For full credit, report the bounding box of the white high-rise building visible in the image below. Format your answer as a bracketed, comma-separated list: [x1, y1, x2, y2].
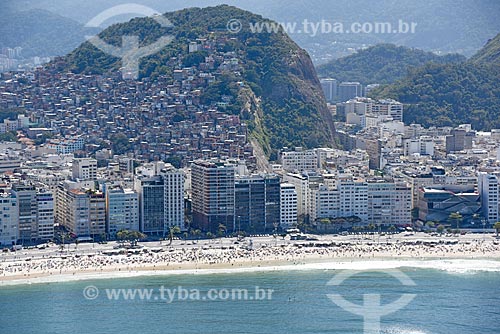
[72, 158, 97, 181]
[309, 183, 339, 222]
[281, 148, 318, 172]
[372, 99, 404, 122]
[478, 172, 499, 224]
[56, 185, 90, 237]
[403, 137, 435, 156]
[336, 175, 368, 221]
[0, 193, 18, 246]
[134, 162, 185, 234]
[344, 97, 373, 116]
[160, 165, 185, 231]
[307, 175, 411, 226]
[56, 181, 105, 237]
[308, 174, 369, 222]
[280, 183, 297, 228]
[367, 182, 412, 226]
[282, 173, 309, 217]
[105, 185, 139, 236]
[36, 190, 54, 241]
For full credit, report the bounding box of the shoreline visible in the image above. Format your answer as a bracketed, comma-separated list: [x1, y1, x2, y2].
[2, 239, 500, 286]
[2, 257, 500, 287]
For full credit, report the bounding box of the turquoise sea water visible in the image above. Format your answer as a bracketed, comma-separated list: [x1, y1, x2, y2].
[1, 264, 499, 334]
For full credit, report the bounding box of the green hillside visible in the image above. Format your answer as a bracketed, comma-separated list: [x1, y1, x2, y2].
[469, 33, 500, 66]
[317, 44, 465, 85]
[0, 9, 89, 57]
[373, 34, 500, 130]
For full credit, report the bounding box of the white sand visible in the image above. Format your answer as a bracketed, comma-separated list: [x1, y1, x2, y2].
[1, 237, 499, 286]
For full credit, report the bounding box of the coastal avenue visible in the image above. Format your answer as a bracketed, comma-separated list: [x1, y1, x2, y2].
[2, 232, 497, 263]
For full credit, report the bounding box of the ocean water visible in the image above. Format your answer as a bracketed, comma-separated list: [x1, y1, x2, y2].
[1, 260, 499, 334]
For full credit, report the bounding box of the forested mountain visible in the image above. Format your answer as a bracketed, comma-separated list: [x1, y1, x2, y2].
[0, 9, 89, 57]
[373, 34, 500, 130]
[469, 33, 500, 66]
[317, 44, 465, 84]
[3, 0, 500, 61]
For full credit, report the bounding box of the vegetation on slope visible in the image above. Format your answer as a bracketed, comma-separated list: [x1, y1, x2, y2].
[372, 34, 500, 130]
[469, 33, 500, 66]
[317, 44, 465, 85]
[0, 9, 89, 57]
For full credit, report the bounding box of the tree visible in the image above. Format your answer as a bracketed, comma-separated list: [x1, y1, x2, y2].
[182, 50, 208, 67]
[448, 212, 463, 230]
[494, 222, 500, 238]
[425, 221, 436, 229]
[437, 225, 445, 235]
[116, 230, 146, 243]
[192, 229, 202, 240]
[373, 61, 500, 131]
[168, 226, 181, 245]
[217, 224, 226, 238]
[110, 133, 133, 155]
[0, 131, 18, 142]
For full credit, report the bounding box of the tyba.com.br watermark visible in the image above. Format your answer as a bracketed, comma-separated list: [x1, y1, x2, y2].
[227, 19, 417, 36]
[83, 285, 274, 303]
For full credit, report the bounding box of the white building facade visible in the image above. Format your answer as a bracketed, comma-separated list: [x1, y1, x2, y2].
[280, 183, 297, 228]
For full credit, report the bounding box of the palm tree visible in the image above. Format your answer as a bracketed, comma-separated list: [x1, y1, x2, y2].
[448, 212, 463, 230]
[184, 213, 193, 231]
[168, 226, 181, 245]
[216, 225, 225, 246]
[217, 224, 226, 237]
[494, 222, 500, 238]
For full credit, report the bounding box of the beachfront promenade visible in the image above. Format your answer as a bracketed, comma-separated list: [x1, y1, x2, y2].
[1, 233, 499, 284]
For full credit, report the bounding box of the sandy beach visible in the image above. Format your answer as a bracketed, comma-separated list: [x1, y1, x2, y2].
[1, 233, 500, 285]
